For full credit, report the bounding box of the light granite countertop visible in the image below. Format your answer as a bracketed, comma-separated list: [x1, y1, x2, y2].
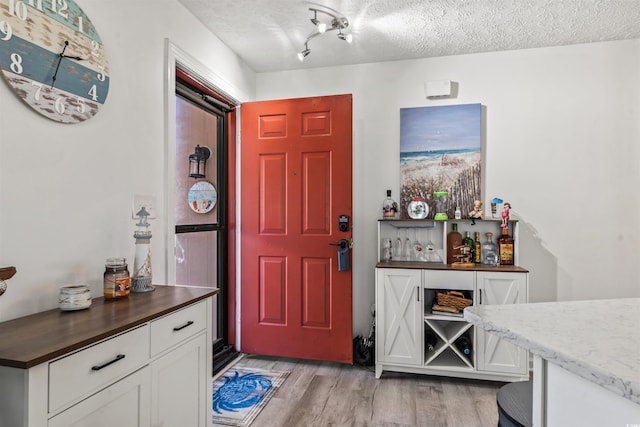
[464, 298, 640, 405]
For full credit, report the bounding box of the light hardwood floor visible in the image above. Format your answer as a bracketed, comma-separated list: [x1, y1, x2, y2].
[221, 354, 503, 427]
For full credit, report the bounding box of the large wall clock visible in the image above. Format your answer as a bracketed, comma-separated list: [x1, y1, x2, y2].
[0, 0, 109, 124]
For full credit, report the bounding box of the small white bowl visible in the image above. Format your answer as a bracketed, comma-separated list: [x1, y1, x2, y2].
[59, 285, 92, 311]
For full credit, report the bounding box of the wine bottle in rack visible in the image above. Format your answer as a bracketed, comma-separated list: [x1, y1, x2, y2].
[425, 330, 438, 352]
[455, 334, 472, 356]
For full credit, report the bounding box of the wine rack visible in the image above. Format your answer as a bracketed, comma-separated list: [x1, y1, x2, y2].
[424, 288, 474, 370]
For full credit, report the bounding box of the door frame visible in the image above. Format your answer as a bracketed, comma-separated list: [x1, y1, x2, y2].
[163, 39, 244, 350]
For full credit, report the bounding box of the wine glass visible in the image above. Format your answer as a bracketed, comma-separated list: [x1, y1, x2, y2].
[394, 234, 402, 260]
[403, 230, 412, 261]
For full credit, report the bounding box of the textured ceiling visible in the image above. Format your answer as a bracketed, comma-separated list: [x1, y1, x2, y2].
[178, 0, 640, 73]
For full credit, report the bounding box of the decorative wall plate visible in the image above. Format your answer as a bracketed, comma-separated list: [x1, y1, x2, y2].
[188, 181, 217, 213]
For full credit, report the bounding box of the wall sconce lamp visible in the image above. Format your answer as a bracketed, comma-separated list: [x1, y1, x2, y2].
[189, 145, 211, 179]
[297, 7, 352, 61]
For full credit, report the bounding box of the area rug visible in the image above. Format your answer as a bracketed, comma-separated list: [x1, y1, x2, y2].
[212, 367, 290, 426]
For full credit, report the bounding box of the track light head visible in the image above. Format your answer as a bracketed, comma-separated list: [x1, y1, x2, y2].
[337, 31, 353, 43]
[297, 43, 311, 61]
[310, 10, 320, 26]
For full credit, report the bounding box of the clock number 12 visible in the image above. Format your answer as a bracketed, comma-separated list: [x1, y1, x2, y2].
[50, 0, 69, 19]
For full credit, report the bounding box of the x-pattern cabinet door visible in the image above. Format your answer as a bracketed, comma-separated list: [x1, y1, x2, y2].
[476, 272, 529, 375]
[376, 269, 423, 366]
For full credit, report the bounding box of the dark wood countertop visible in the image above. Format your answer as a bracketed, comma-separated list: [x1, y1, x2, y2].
[376, 261, 529, 273]
[0, 285, 219, 369]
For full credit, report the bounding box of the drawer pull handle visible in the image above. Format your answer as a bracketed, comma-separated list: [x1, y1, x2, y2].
[173, 320, 194, 331]
[91, 354, 125, 371]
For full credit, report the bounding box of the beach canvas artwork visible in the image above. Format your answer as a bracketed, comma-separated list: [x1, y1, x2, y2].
[400, 103, 482, 219]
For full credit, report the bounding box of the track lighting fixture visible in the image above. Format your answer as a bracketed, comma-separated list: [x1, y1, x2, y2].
[297, 7, 352, 61]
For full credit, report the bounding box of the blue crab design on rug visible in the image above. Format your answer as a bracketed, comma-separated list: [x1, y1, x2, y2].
[213, 370, 273, 414]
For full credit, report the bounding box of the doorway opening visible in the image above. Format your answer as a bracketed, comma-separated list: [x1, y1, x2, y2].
[174, 68, 237, 374]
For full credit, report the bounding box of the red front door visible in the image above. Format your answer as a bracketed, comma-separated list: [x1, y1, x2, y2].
[240, 94, 353, 363]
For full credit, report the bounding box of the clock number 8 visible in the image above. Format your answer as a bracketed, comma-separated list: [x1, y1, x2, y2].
[0, 21, 13, 41]
[10, 53, 23, 74]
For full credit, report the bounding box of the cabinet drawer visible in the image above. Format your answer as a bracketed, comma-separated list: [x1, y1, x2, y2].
[49, 325, 150, 414]
[424, 270, 474, 290]
[150, 301, 206, 357]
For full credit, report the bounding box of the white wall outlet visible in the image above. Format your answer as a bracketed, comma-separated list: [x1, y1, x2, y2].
[133, 194, 157, 219]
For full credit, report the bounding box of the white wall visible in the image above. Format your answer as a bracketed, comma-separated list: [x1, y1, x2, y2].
[0, 0, 255, 322]
[1, 1, 638, 342]
[255, 40, 640, 336]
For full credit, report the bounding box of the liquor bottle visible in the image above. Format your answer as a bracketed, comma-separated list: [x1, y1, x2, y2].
[446, 223, 463, 264]
[455, 334, 472, 356]
[454, 206, 462, 220]
[462, 231, 474, 261]
[498, 227, 514, 265]
[425, 330, 438, 352]
[382, 190, 398, 218]
[474, 231, 481, 263]
[482, 232, 498, 265]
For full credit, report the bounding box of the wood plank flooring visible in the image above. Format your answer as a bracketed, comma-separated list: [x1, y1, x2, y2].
[219, 354, 503, 427]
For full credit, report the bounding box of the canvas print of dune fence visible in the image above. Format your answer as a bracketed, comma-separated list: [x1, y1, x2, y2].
[400, 103, 482, 219]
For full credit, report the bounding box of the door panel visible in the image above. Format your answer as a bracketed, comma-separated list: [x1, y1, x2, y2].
[376, 269, 422, 365]
[259, 256, 286, 324]
[477, 272, 528, 374]
[303, 152, 331, 233]
[302, 257, 330, 327]
[259, 154, 287, 233]
[241, 95, 352, 363]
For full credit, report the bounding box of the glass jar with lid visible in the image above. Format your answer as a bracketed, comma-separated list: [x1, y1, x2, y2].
[103, 257, 131, 299]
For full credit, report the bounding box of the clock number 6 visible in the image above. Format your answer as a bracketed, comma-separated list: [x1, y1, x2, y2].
[0, 21, 13, 41]
[54, 97, 65, 114]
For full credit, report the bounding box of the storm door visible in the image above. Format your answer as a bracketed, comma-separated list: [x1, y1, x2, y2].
[174, 76, 234, 373]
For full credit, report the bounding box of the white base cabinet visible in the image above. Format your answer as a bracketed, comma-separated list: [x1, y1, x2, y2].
[48, 366, 151, 427]
[376, 269, 423, 366]
[476, 272, 528, 375]
[375, 268, 529, 382]
[151, 333, 209, 427]
[0, 289, 214, 427]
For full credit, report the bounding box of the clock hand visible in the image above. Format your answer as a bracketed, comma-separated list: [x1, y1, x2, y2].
[51, 41, 69, 88]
